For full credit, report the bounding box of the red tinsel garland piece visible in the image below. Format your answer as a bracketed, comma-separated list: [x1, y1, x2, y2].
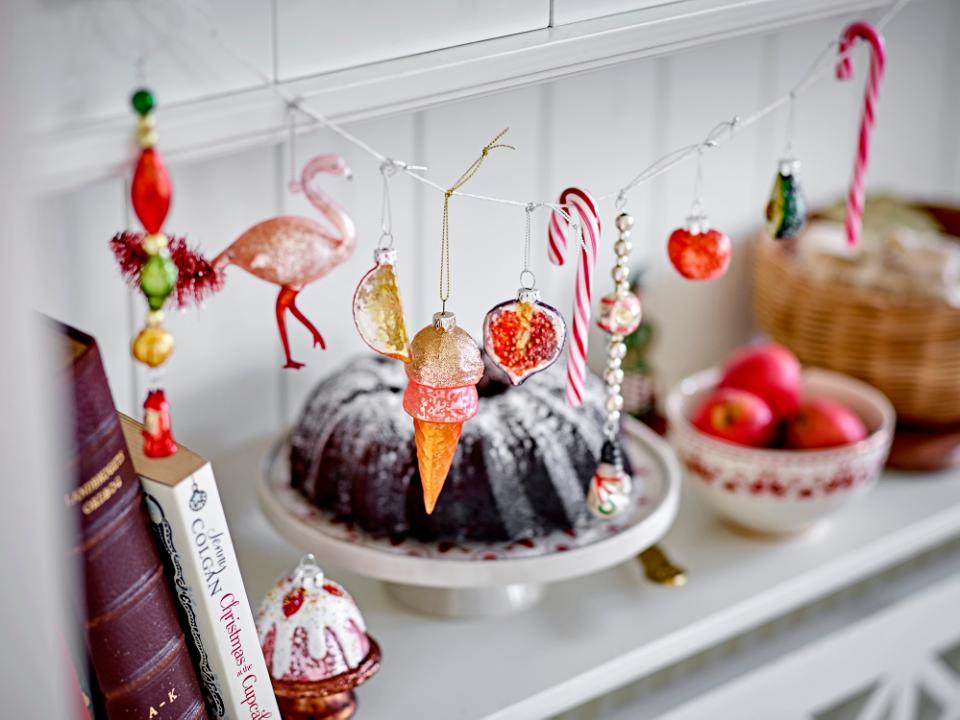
[168, 236, 223, 307]
[109, 231, 224, 308]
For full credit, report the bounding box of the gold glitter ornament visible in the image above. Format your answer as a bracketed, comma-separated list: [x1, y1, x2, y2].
[352, 248, 411, 362]
[132, 323, 175, 367]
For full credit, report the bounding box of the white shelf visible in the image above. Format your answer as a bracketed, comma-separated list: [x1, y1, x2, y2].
[217, 437, 960, 720]
[35, 0, 888, 193]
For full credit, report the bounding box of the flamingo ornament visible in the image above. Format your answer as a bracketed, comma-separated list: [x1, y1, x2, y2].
[214, 154, 357, 369]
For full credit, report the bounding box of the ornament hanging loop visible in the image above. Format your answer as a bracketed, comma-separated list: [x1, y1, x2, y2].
[439, 128, 515, 310]
[615, 190, 628, 212]
[519, 201, 538, 291]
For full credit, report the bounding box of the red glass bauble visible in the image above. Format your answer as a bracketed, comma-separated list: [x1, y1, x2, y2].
[132, 148, 172, 234]
[667, 226, 731, 280]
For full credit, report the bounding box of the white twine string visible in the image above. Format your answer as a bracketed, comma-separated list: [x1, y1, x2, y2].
[177, 0, 911, 231]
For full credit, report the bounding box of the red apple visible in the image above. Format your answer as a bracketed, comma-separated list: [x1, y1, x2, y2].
[786, 398, 868, 449]
[719, 343, 802, 420]
[668, 227, 732, 280]
[692, 388, 777, 447]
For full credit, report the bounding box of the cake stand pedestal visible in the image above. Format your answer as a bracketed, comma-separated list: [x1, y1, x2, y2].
[259, 417, 680, 619]
[383, 582, 545, 617]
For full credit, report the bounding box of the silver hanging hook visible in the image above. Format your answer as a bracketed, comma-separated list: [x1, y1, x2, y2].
[287, 100, 301, 192]
[377, 160, 396, 250]
[519, 202, 537, 290]
[784, 91, 797, 159]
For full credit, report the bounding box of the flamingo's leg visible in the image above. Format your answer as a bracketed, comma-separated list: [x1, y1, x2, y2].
[287, 292, 326, 350]
[276, 286, 304, 370]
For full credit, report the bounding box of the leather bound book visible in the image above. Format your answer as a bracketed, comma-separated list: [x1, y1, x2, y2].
[59, 322, 208, 720]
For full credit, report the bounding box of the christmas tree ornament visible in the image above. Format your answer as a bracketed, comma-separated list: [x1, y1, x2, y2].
[257, 554, 381, 720]
[404, 130, 512, 513]
[766, 157, 806, 240]
[836, 21, 887, 248]
[353, 160, 418, 363]
[484, 204, 565, 385]
[765, 94, 807, 240]
[588, 207, 639, 520]
[668, 149, 731, 280]
[214, 153, 357, 369]
[548, 187, 601, 406]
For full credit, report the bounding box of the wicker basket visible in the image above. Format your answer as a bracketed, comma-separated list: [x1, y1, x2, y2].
[752, 206, 960, 427]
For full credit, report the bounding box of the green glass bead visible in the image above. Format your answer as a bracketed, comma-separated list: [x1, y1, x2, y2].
[131, 88, 156, 116]
[140, 254, 177, 310]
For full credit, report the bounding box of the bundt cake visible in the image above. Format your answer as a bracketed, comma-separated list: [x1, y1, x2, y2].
[289, 353, 610, 543]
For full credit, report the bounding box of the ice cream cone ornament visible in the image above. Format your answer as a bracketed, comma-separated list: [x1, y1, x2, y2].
[484, 203, 566, 385]
[353, 159, 421, 363]
[403, 130, 512, 513]
[404, 312, 484, 513]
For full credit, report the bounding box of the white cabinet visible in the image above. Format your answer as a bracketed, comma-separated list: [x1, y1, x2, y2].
[274, 0, 550, 81]
[33, 0, 273, 130]
[552, 0, 675, 26]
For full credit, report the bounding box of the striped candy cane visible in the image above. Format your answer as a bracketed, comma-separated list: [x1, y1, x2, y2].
[548, 187, 601, 406]
[836, 21, 886, 248]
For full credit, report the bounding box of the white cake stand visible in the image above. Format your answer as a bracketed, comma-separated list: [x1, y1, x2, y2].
[257, 416, 680, 618]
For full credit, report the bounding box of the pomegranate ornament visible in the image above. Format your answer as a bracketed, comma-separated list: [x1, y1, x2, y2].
[484, 206, 565, 385]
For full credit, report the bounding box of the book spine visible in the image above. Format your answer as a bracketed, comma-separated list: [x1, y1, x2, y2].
[142, 464, 279, 720]
[63, 325, 208, 719]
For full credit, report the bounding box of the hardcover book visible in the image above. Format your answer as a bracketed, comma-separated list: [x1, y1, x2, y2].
[120, 415, 279, 720]
[59, 322, 208, 719]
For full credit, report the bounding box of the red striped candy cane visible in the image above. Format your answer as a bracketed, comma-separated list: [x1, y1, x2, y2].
[836, 21, 886, 247]
[548, 187, 601, 406]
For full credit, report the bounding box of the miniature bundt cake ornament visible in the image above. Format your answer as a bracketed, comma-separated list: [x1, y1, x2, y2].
[402, 311, 484, 514]
[256, 554, 380, 720]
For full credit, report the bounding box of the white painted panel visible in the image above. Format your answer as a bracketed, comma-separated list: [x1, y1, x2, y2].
[868, 0, 958, 201]
[32, 0, 272, 130]
[278, 113, 420, 425]
[638, 34, 770, 394]
[32, 179, 137, 415]
[275, 0, 550, 82]
[541, 60, 659, 374]
[413, 86, 546, 345]
[153, 144, 283, 457]
[552, 0, 676, 26]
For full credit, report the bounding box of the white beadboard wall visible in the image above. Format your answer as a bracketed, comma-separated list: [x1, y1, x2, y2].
[33, 0, 960, 461]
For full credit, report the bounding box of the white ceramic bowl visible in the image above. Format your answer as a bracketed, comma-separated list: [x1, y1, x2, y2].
[665, 367, 895, 534]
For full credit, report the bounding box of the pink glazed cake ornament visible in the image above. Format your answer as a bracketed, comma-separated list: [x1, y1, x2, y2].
[256, 554, 380, 720]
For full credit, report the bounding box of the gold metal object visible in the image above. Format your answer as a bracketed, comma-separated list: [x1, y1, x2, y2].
[639, 544, 687, 587]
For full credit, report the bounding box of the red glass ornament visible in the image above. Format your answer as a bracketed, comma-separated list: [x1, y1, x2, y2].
[131, 148, 172, 234]
[483, 289, 566, 385]
[142, 388, 177, 458]
[667, 219, 731, 280]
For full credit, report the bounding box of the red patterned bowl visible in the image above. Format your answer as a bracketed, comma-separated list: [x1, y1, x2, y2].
[665, 367, 895, 534]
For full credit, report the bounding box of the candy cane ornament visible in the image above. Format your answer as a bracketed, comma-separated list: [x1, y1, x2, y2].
[836, 21, 886, 248]
[548, 187, 601, 406]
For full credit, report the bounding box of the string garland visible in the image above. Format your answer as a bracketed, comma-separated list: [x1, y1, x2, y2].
[170, 0, 913, 232]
